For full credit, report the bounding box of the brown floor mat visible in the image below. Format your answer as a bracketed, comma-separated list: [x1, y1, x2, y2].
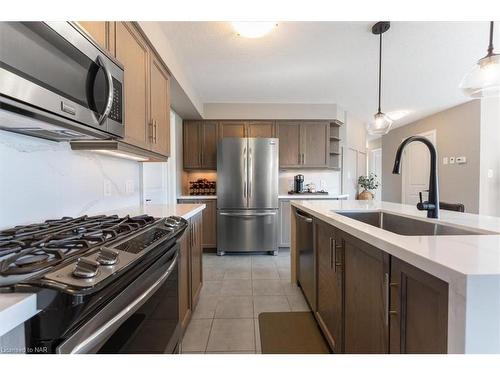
[258, 311, 331, 354]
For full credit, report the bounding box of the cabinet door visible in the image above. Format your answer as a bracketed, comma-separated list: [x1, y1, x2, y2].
[247, 121, 275, 138]
[201, 121, 218, 169]
[200, 200, 217, 248]
[219, 121, 246, 138]
[190, 214, 203, 309]
[301, 121, 329, 167]
[389, 257, 448, 354]
[183, 121, 201, 169]
[279, 200, 291, 247]
[77, 21, 108, 51]
[315, 220, 344, 352]
[343, 232, 389, 353]
[179, 229, 191, 332]
[150, 53, 170, 156]
[277, 121, 301, 167]
[115, 22, 149, 149]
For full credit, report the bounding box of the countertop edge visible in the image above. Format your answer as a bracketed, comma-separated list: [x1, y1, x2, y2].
[0, 293, 39, 337]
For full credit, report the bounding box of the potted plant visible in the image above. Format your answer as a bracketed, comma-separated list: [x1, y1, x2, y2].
[357, 173, 380, 200]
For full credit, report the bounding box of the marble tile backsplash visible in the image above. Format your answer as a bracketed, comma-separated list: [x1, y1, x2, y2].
[0, 130, 141, 229]
[278, 170, 341, 194]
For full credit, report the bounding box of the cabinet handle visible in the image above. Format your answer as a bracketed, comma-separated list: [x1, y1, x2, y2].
[149, 120, 154, 142]
[333, 239, 342, 271]
[329, 237, 334, 269]
[384, 272, 389, 326]
[154, 120, 158, 143]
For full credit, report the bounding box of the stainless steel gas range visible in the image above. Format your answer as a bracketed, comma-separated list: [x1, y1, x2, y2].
[0, 214, 187, 354]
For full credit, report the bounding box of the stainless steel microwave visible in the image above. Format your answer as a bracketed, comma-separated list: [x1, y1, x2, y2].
[0, 22, 124, 141]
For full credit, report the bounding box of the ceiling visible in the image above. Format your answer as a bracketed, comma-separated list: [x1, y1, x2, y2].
[158, 21, 496, 129]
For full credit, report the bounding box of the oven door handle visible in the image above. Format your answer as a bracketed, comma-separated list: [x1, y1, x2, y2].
[96, 55, 114, 125]
[56, 252, 178, 354]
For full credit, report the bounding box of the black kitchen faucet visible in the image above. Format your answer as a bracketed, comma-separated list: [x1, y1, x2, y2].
[392, 136, 440, 219]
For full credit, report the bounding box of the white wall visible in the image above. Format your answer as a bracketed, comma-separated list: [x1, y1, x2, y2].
[479, 97, 500, 217]
[0, 130, 141, 229]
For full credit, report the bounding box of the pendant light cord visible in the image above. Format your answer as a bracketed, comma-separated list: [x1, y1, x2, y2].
[378, 32, 382, 113]
[487, 21, 494, 56]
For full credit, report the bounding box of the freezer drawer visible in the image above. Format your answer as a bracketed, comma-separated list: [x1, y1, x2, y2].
[217, 210, 278, 254]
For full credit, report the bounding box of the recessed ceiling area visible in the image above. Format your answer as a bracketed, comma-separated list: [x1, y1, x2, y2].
[158, 21, 495, 128]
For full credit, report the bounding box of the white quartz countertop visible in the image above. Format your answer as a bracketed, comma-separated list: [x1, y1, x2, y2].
[178, 195, 217, 200]
[279, 194, 349, 200]
[0, 293, 38, 337]
[291, 200, 500, 279]
[0, 203, 205, 338]
[178, 194, 349, 200]
[107, 203, 206, 220]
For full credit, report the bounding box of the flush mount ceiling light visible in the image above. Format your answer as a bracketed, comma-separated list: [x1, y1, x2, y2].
[460, 21, 500, 98]
[231, 22, 277, 38]
[367, 21, 393, 136]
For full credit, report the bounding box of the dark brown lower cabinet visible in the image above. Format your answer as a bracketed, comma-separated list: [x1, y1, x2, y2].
[343, 232, 390, 354]
[190, 213, 203, 308]
[179, 212, 204, 334]
[179, 227, 191, 332]
[389, 257, 448, 353]
[314, 219, 343, 353]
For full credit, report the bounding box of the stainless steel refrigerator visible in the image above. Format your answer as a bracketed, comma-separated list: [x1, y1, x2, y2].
[217, 138, 279, 255]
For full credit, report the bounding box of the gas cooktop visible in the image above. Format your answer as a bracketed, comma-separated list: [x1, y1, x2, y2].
[0, 214, 184, 288]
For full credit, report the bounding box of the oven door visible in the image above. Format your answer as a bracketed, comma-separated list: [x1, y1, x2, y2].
[0, 22, 124, 138]
[56, 246, 180, 354]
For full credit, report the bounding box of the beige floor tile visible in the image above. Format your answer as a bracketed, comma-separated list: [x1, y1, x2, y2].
[192, 295, 219, 319]
[181, 319, 213, 352]
[251, 255, 276, 267]
[253, 295, 291, 318]
[215, 296, 254, 318]
[203, 266, 225, 281]
[220, 279, 252, 296]
[200, 281, 223, 296]
[286, 294, 311, 312]
[252, 279, 284, 295]
[205, 351, 256, 354]
[223, 267, 251, 280]
[252, 267, 279, 280]
[254, 318, 261, 354]
[277, 267, 291, 281]
[206, 319, 255, 352]
[280, 280, 303, 296]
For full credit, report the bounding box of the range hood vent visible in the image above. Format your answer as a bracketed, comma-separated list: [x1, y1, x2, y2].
[70, 140, 168, 162]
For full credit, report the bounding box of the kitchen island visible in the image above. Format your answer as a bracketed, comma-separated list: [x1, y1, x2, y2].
[290, 200, 500, 354]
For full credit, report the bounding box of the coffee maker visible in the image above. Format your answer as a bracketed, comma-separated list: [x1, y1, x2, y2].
[294, 174, 304, 193]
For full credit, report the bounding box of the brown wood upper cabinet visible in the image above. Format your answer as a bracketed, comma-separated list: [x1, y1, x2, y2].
[218, 120, 276, 138]
[277, 121, 329, 168]
[183, 121, 218, 169]
[149, 53, 171, 156]
[79, 22, 171, 158]
[76, 21, 115, 55]
[389, 257, 448, 353]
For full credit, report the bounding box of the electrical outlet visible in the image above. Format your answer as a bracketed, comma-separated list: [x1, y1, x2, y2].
[103, 180, 112, 197]
[449, 157, 455, 164]
[488, 169, 494, 178]
[125, 180, 135, 194]
[443, 157, 448, 165]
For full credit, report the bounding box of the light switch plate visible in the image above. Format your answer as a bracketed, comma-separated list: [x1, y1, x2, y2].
[449, 157, 455, 164]
[488, 169, 494, 178]
[456, 156, 467, 164]
[443, 157, 448, 165]
[125, 180, 135, 194]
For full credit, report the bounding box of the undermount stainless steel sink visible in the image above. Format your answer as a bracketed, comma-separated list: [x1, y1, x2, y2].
[335, 211, 490, 236]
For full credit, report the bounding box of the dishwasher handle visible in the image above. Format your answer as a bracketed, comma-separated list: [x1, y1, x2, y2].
[295, 210, 313, 223]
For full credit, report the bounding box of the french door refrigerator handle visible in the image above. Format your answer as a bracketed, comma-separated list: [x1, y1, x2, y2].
[248, 147, 252, 199]
[243, 146, 247, 199]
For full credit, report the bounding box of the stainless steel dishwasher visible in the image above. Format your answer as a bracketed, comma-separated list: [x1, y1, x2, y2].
[295, 209, 315, 309]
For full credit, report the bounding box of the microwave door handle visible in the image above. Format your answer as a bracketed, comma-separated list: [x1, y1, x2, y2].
[95, 55, 114, 125]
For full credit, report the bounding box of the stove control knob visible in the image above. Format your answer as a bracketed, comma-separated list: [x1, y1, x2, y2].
[96, 247, 119, 266]
[73, 257, 100, 279]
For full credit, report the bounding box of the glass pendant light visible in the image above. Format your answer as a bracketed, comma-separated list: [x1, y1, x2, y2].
[367, 21, 393, 135]
[460, 21, 500, 98]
